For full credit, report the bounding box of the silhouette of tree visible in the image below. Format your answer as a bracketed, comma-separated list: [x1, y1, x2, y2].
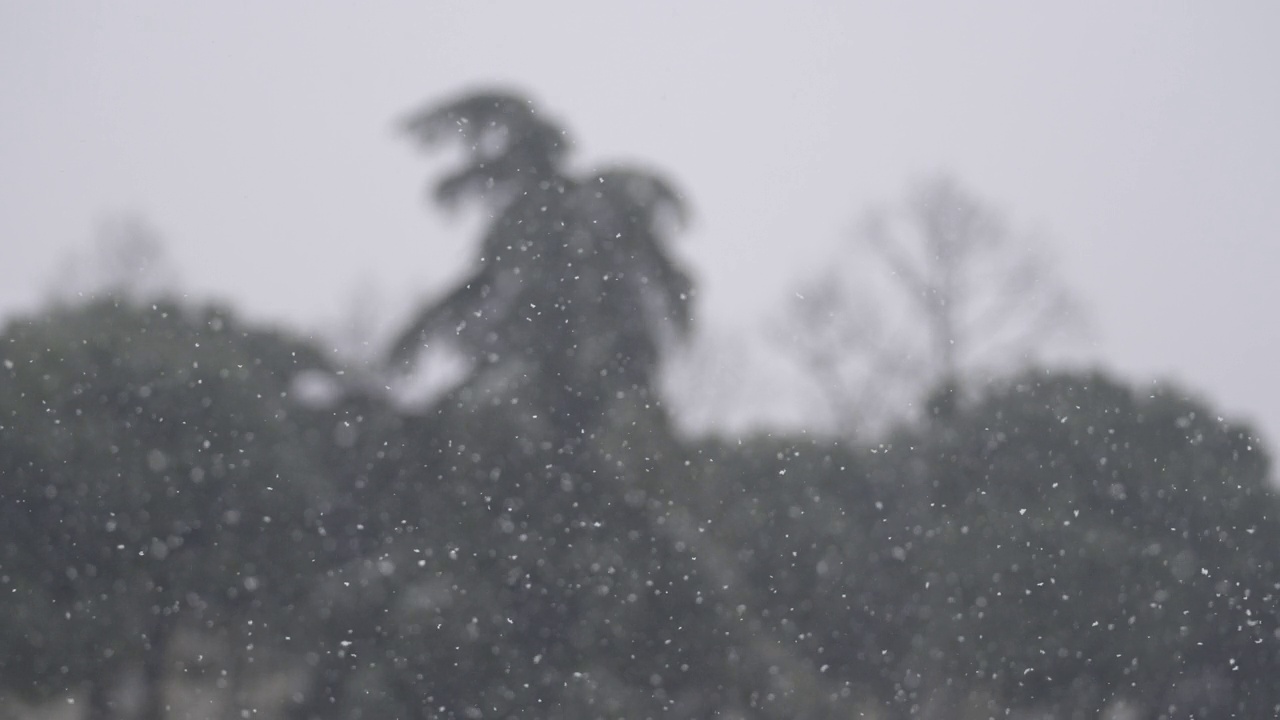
[784, 174, 1081, 436]
[391, 89, 692, 432]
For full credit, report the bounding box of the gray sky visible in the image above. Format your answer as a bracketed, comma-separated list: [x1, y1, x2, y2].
[3, 3, 1279, 444]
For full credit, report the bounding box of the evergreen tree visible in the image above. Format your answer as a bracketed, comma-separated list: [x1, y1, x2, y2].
[391, 89, 692, 435]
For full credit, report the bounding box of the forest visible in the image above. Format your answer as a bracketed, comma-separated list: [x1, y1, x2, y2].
[2, 89, 1277, 720]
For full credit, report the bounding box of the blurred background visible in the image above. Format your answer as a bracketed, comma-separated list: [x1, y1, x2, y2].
[2, 3, 1279, 719]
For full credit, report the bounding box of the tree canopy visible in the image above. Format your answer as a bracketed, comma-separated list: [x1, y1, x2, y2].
[0, 298, 334, 718]
[391, 90, 692, 434]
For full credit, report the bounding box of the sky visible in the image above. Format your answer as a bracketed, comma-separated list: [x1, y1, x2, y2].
[2, 3, 1279, 444]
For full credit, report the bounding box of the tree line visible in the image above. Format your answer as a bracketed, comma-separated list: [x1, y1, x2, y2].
[1, 88, 1277, 720]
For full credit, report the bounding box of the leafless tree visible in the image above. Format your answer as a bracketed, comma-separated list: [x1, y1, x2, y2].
[783, 174, 1083, 437]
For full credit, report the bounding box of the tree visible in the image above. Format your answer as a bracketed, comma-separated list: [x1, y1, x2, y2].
[899, 370, 1280, 717]
[0, 297, 333, 719]
[783, 174, 1081, 436]
[389, 89, 693, 435]
[281, 88, 710, 720]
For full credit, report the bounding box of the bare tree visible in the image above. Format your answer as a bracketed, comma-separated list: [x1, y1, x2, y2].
[783, 173, 1083, 436]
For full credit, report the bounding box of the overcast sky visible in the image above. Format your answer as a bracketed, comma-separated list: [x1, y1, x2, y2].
[2, 3, 1278, 443]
